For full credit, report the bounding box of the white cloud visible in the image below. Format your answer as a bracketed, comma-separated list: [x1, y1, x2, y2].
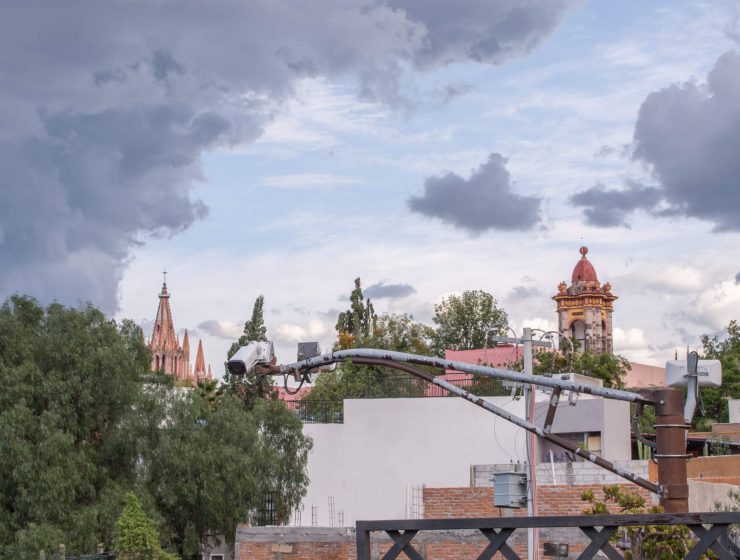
[197, 319, 243, 339]
[512, 317, 558, 336]
[613, 327, 648, 351]
[275, 319, 330, 345]
[614, 266, 704, 294]
[599, 40, 653, 68]
[688, 280, 740, 330]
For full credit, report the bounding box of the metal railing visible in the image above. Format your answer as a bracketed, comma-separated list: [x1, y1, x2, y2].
[356, 512, 740, 559]
[285, 400, 344, 424]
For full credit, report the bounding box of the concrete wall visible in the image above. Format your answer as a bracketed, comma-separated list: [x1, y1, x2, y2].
[472, 460, 649, 487]
[533, 397, 631, 463]
[298, 394, 632, 527]
[602, 398, 632, 460]
[299, 397, 527, 527]
[689, 480, 739, 512]
[730, 400, 740, 424]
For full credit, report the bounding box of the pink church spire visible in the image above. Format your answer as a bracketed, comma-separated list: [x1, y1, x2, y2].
[194, 339, 206, 378]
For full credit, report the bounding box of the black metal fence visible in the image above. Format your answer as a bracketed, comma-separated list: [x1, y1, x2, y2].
[250, 491, 279, 526]
[288, 374, 510, 423]
[356, 512, 740, 560]
[285, 400, 344, 424]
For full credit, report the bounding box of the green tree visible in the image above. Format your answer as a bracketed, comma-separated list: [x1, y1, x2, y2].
[250, 400, 313, 524]
[227, 295, 268, 359]
[698, 319, 740, 426]
[0, 295, 312, 559]
[307, 313, 435, 403]
[0, 296, 150, 557]
[713, 486, 740, 542]
[196, 378, 223, 411]
[335, 277, 376, 346]
[431, 290, 508, 355]
[526, 348, 630, 389]
[469, 346, 630, 400]
[581, 485, 710, 560]
[225, 295, 275, 407]
[136, 389, 311, 557]
[113, 493, 177, 560]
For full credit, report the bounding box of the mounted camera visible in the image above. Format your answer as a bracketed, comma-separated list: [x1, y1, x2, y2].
[226, 341, 275, 376]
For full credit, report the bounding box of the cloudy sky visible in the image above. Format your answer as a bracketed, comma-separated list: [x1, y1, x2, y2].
[3, 0, 740, 373]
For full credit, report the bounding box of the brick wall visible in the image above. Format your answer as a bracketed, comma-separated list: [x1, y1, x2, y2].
[239, 541, 355, 560]
[236, 526, 528, 560]
[420, 483, 654, 558]
[424, 484, 654, 519]
[423, 487, 497, 518]
[237, 485, 656, 559]
[236, 527, 357, 560]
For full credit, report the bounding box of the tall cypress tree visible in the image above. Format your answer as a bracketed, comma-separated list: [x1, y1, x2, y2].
[335, 278, 376, 347]
[225, 295, 274, 406]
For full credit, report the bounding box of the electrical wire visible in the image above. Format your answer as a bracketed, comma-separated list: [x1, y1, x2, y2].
[492, 397, 519, 461]
[281, 373, 309, 396]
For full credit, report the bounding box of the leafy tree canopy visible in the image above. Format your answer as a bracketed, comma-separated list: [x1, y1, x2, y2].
[523, 347, 630, 389]
[431, 290, 508, 355]
[309, 311, 435, 402]
[335, 277, 376, 345]
[225, 295, 276, 407]
[113, 493, 177, 560]
[697, 319, 740, 426]
[0, 295, 149, 557]
[134, 389, 311, 557]
[0, 296, 311, 558]
[581, 485, 711, 559]
[227, 295, 268, 359]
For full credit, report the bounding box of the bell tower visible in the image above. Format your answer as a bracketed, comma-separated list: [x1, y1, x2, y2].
[553, 247, 617, 354]
[148, 272, 208, 382]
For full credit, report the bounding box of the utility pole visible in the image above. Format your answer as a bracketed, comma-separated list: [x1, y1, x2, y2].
[654, 388, 689, 512]
[523, 327, 538, 560]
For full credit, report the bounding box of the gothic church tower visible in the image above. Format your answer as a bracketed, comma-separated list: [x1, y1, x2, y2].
[148, 275, 210, 382]
[553, 247, 617, 354]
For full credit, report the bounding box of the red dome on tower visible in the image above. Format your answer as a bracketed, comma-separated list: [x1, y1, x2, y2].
[571, 246, 598, 283]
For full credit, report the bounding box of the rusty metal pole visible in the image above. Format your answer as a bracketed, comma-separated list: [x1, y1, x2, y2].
[653, 388, 689, 512]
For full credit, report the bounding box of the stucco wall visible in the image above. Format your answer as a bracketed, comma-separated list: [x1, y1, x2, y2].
[689, 479, 739, 512]
[298, 396, 527, 527]
[730, 400, 740, 424]
[533, 397, 631, 463]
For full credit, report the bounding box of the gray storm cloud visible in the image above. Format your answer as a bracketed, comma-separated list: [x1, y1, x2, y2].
[364, 281, 417, 299]
[389, 0, 570, 67]
[570, 181, 663, 228]
[408, 153, 543, 232]
[0, 0, 571, 312]
[632, 50, 740, 231]
[571, 50, 740, 231]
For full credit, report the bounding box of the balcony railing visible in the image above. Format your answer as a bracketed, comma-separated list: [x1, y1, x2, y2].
[356, 512, 740, 560]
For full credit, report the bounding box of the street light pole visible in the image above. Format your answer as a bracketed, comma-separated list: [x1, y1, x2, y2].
[522, 327, 538, 560]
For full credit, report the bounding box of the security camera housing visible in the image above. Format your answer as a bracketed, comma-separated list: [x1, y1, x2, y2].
[226, 341, 275, 376]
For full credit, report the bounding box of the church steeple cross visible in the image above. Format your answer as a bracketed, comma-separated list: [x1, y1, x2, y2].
[163, 269, 167, 287]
